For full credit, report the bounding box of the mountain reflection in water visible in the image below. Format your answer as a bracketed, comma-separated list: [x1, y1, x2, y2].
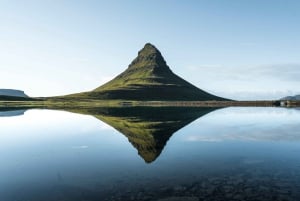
[65, 107, 217, 163]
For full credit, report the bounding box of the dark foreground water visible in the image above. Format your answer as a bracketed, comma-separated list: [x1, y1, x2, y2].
[0, 107, 300, 201]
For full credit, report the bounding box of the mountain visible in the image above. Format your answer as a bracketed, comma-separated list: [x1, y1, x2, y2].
[66, 43, 227, 101]
[0, 89, 28, 97]
[280, 95, 300, 101]
[0, 89, 32, 101]
[65, 107, 218, 163]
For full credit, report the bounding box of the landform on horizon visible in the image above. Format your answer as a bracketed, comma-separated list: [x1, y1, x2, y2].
[281, 94, 300, 101]
[0, 89, 35, 101]
[65, 43, 228, 101]
[0, 89, 28, 97]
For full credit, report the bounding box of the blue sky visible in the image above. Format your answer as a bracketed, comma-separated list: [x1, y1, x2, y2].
[0, 0, 299, 100]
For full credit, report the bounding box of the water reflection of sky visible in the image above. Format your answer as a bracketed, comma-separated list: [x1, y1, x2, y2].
[175, 107, 300, 142]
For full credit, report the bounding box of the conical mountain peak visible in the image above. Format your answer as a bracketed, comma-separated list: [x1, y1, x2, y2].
[81, 43, 227, 101]
[143, 43, 159, 51]
[128, 43, 168, 70]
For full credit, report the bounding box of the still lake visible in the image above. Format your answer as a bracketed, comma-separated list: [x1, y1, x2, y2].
[0, 107, 300, 201]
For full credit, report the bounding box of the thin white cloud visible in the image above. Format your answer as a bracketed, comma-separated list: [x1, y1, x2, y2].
[71, 145, 89, 149]
[182, 107, 300, 142]
[186, 63, 300, 100]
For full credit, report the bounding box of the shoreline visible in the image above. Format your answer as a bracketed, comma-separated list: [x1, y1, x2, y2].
[0, 100, 299, 109]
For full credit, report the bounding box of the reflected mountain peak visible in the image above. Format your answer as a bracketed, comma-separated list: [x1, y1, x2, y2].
[65, 107, 218, 163]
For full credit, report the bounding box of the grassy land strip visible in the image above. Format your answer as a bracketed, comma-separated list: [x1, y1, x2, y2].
[1, 100, 299, 109]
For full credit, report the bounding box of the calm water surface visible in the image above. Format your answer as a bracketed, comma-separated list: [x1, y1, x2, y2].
[0, 107, 300, 201]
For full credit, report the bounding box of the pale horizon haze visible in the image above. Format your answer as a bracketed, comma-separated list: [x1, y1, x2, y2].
[1, 0, 300, 100]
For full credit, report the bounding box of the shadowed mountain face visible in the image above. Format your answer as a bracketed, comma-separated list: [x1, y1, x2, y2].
[67, 107, 217, 163]
[67, 43, 226, 101]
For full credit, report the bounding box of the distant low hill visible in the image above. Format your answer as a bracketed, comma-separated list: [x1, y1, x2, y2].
[0, 89, 32, 101]
[280, 95, 300, 101]
[0, 89, 28, 97]
[65, 43, 228, 101]
[0, 89, 37, 101]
